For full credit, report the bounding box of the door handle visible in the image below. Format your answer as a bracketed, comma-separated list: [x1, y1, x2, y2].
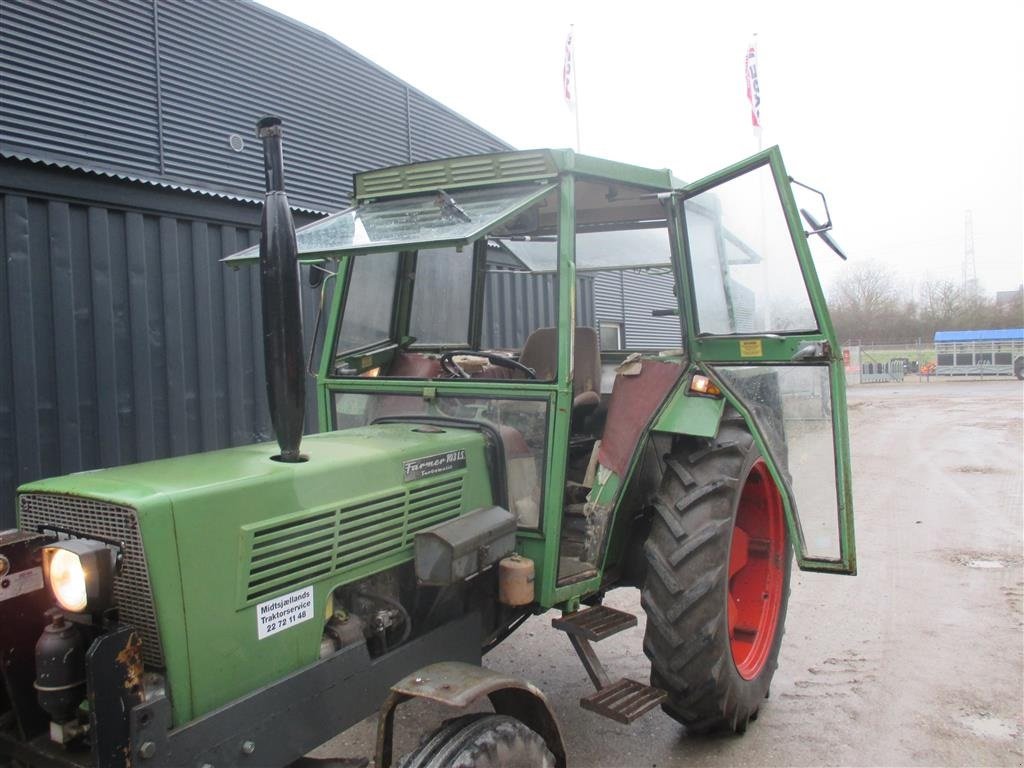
[791, 342, 830, 361]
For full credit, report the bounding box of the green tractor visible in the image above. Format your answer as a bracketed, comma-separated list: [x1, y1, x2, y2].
[0, 118, 855, 767]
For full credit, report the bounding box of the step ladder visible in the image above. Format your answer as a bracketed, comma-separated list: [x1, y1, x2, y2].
[551, 605, 666, 724]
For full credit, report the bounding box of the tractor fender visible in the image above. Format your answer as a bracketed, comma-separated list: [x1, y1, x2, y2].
[375, 661, 566, 768]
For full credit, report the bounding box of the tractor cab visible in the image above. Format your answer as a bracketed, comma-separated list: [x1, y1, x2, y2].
[226, 147, 855, 613]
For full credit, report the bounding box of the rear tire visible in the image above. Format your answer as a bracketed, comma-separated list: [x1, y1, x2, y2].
[1014, 356, 1024, 380]
[642, 413, 791, 735]
[399, 713, 555, 768]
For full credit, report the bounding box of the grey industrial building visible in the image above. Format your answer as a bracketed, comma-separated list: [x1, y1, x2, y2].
[0, 0, 511, 526]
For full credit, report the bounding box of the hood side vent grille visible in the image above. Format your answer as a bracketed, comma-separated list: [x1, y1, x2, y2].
[243, 476, 464, 604]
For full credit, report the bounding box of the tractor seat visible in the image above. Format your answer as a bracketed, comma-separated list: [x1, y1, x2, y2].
[519, 327, 601, 429]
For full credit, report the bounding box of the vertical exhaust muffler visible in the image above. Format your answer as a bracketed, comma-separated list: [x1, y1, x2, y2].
[257, 116, 306, 462]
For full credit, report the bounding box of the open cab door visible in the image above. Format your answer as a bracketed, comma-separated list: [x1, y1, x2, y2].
[670, 146, 855, 574]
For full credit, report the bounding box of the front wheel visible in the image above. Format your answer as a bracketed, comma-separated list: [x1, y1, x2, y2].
[642, 413, 791, 734]
[400, 714, 555, 768]
[1014, 356, 1024, 380]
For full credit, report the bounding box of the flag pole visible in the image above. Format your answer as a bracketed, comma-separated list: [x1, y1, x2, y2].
[564, 24, 580, 153]
[572, 28, 581, 153]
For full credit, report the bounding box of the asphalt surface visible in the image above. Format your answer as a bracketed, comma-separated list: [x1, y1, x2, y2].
[317, 379, 1024, 767]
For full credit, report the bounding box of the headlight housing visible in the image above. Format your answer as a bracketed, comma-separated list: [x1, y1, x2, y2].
[42, 539, 118, 614]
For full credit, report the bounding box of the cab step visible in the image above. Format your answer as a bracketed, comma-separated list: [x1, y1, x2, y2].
[579, 678, 667, 724]
[550, 604, 636, 641]
[552, 605, 663, 723]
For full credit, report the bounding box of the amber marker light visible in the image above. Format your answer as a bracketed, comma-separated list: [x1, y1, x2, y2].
[690, 374, 722, 397]
[42, 539, 118, 614]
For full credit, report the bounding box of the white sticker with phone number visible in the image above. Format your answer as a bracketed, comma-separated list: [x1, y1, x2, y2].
[256, 585, 314, 639]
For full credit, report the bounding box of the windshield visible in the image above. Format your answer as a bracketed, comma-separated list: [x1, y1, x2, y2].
[330, 186, 565, 377]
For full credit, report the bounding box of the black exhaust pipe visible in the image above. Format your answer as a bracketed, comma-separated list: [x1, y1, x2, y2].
[257, 116, 305, 462]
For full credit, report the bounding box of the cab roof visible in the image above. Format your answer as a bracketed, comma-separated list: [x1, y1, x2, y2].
[224, 149, 682, 265]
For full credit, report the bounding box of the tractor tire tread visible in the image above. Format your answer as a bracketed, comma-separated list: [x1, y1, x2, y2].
[399, 713, 555, 768]
[641, 411, 791, 735]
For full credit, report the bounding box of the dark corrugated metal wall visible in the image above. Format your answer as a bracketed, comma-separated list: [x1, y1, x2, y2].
[0, 0, 510, 213]
[154, 0, 414, 207]
[0, 178, 327, 526]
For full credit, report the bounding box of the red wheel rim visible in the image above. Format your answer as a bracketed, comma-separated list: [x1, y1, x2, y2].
[728, 458, 786, 680]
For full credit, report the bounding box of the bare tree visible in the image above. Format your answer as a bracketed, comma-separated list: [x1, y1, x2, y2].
[831, 270, 1021, 344]
[919, 279, 962, 327]
[829, 261, 902, 342]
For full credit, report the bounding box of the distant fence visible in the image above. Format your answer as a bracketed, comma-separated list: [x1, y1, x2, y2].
[843, 342, 929, 384]
[843, 340, 1022, 383]
[860, 360, 905, 383]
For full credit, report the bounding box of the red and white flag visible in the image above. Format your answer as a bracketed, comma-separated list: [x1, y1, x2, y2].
[745, 37, 761, 131]
[563, 26, 576, 109]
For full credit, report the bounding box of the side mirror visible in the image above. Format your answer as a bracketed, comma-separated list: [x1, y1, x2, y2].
[790, 177, 848, 261]
[800, 208, 848, 261]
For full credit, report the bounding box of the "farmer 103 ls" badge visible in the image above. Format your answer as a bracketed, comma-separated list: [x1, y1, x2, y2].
[404, 450, 466, 481]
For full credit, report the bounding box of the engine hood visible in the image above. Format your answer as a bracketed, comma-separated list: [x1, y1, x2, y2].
[16, 422, 495, 724]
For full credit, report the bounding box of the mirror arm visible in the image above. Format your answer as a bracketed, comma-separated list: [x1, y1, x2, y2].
[789, 177, 833, 234]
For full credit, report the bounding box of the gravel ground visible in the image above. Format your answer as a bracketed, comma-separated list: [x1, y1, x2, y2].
[317, 379, 1024, 767]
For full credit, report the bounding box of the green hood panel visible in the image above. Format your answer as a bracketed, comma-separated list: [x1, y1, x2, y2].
[18, 423, 494, 724]
[18, 424, 479, 506]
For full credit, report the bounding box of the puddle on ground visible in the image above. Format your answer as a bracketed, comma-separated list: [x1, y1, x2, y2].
[953, 465, 1002, 474]
[957, 712, 1020, 741]
[950, 552, 1021, 569]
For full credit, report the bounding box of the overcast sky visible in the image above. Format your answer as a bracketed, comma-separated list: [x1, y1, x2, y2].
[258, 0, 1022, 298]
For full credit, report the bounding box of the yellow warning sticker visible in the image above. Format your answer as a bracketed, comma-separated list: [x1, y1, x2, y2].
[739, 340, 763, 358]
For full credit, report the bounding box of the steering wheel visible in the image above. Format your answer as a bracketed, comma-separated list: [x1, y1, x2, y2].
[439, 350, 537, 380]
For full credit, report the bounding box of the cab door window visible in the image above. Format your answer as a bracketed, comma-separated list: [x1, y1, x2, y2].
[685, 165, 817, 335]
[714, 364, 841, 560]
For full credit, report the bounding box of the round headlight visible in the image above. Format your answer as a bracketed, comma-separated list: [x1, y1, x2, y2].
[48, 549, 88, 612]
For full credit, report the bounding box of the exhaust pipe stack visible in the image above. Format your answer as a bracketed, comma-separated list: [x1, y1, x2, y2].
[257, 116, 306, 462]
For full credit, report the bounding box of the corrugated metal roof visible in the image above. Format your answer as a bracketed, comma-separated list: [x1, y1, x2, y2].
[0, 0, 512, 214]
[0, 150, 328, 214]
[934, 328, 1024, 342]
[0, 0, 161, 171]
